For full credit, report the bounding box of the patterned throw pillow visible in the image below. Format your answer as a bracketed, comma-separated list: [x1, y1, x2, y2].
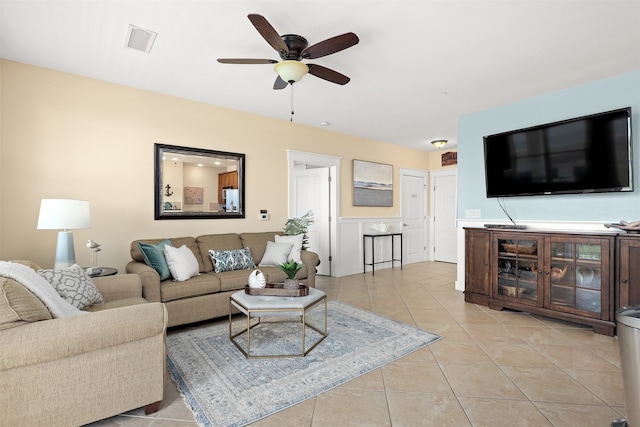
[209, 248, 255, 273]
[37, 264, 105, 309]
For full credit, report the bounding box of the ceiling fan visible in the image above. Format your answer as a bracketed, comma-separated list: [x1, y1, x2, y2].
[217, 14, 359, 89]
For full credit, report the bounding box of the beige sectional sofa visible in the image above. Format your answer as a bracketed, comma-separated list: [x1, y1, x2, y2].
[0, 267, 167, 427]
[126, 231, 320, 327]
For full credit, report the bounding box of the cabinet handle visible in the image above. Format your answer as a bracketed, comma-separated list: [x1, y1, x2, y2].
[545, 271, 550, 275]
[484, 262, 489, 266]
[538, 270, 543, 274]
[622, 279, 628, 284]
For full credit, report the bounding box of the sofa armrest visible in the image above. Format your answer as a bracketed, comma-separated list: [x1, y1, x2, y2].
[126, 261, 162, 302]
[0, 303, 167, 371]
[300, 250, 320, 288]
[92, 274, 143, 302]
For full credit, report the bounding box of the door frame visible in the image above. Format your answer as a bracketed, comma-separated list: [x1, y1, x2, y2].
[429, 169, 457, 261]
[287, 150, 340, 276]
[399, 167, 429, 264]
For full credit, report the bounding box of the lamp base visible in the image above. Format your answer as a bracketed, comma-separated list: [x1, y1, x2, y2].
[54, 231, 76, 269]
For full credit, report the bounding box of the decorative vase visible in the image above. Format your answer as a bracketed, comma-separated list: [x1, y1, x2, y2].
[248, 269, 266, 288]
[284, 278, 298, 290]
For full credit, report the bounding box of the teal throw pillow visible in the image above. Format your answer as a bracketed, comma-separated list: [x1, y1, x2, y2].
[209, 248, 255, 273]
[138, 240, 173, 280]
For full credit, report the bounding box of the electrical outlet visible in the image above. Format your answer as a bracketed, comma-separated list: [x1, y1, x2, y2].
[466, 209, 481, 218]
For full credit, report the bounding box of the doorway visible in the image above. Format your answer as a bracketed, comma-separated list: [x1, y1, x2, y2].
[287, 150, 340, 276]
[400, 168, 428, 264]
[430, 169, 457, 263]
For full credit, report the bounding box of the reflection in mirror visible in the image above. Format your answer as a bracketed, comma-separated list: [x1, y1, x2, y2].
[154, 143, 245, 219]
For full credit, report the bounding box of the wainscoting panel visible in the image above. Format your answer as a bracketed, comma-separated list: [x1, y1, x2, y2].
[335, 217, 402, 277]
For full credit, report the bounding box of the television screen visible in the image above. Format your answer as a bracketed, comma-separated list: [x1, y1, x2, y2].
[484, 107, 633, 198]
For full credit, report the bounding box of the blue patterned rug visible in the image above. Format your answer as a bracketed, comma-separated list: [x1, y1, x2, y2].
[166, 301, 442, 427]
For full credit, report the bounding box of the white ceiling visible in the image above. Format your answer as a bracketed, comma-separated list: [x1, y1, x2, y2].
[1, 0, 639, 152]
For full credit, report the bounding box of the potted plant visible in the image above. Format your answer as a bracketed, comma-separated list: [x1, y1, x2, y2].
[283, 210, 314, 250]
[280, 259, 303, 289]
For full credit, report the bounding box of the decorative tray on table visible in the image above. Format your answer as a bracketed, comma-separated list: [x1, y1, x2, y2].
[244, 283, 309, 297]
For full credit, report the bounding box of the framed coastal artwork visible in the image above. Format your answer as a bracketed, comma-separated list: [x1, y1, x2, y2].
[184, 186, 204, 204]
[352, 160, 393, 207]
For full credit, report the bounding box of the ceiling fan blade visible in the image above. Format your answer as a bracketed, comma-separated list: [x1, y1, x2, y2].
[273, 76, 288, 90]
[302, 32, 359, 59]
[307, 64, 350, 85]
[217, 58, 277, 64]
[248, 14, 289, 54]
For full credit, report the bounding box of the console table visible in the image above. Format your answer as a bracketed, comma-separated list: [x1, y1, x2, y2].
[363, 233, 403, 275]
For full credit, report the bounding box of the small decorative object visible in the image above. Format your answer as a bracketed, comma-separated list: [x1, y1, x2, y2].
[441, 151, 457, 166]
[605, 219, 640, 233]
[280, 259, 303, 289]
[550, 265, 568, 282]
[86, 240, 101, 267]
[371, 223, 390, 233]
[576, 267, 595, 286]
[165, 184, 173, 197]
[248, 269, 266, 289]
[284, 210, 314, 250]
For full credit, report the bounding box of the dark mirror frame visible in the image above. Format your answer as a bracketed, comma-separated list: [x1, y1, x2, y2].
[154, 143, 245, 220]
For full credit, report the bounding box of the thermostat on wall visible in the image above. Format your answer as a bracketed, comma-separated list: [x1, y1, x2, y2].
[259, 209, 269, 221]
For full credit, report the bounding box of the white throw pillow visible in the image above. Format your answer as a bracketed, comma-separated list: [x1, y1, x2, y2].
[164, 245, 200, 281]
[259, 241, 293, 266]
[274, 234, 304, 263]
[37, 264, 104, 309]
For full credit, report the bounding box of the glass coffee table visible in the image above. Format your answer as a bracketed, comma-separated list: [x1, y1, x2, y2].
[229, 287, 327, 358]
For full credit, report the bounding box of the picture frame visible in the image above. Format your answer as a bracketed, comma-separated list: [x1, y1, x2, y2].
[353, 159, 393, 207]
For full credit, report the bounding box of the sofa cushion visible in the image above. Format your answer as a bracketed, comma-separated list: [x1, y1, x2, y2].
[37, 264, 105, 309]
[131, 237, 205, 273]
[259, 241, 293, 266]
[160, 273, 221, 302]
[274, 234, 304, 263]
[240, 232, 282, 264]
[0, 278, 52, 330]
[197, 234, 244, 272]
[209, 248, 255, 273]
[164, 245, 200, 282]
[84, 297, 149, 312]
[138, 240, 173, 280]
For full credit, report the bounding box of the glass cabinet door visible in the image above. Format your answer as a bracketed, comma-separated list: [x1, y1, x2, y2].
[495, 236, 540, 304]
[548, 239, 604, 317]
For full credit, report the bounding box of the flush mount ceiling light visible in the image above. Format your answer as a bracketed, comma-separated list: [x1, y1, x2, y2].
[274, 60, 309, 84]
[431, 139, 448, 149]
[125, 24, 157, 53]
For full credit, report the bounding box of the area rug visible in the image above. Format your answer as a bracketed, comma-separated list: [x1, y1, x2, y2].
[166, 301, 442, 427]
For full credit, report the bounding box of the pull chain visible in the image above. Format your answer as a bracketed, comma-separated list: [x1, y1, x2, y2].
[290, 83, 295, 122]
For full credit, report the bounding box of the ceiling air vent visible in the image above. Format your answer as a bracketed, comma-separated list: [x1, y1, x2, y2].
[125, 25, 157, 53]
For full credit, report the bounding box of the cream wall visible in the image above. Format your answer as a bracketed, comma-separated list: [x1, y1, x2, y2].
[0, 60, 433, 271]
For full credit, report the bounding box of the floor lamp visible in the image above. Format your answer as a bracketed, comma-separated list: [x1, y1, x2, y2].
[37, 199, 91, 269]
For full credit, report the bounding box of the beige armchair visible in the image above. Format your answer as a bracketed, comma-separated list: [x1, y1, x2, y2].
[0, 267, 167, 427]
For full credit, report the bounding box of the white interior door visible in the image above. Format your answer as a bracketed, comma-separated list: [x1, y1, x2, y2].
[292, 166, 331, 275]
[431, 170, 457, 263]
[401, 169, 428, 265]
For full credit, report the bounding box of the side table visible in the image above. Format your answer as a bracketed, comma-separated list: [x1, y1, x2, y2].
[363, 233, 403, 275]
[86, 267, 118, 277]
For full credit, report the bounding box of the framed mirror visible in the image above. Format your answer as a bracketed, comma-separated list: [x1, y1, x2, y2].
[154, 143, 245, 219]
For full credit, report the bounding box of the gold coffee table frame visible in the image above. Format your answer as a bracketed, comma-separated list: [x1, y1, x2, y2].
[229, 288, 327, 359]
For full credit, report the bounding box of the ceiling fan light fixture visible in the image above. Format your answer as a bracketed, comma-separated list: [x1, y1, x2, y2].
[274, 60, 309, 84]
[431, 139, 448, 149]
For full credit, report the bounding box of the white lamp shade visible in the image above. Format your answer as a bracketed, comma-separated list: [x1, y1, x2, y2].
[274, 60, 309, 83]
[37, 199, 91, 230]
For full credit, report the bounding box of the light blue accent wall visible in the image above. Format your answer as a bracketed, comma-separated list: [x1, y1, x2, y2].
[458, 71, 640, 223]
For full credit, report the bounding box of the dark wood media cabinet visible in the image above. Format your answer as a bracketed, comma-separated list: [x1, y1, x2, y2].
[464, 227, 640, 336]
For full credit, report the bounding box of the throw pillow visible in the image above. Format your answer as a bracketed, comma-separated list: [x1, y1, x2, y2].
[37, 264, 105, 309]
[274, 234, 304, 263]
[163, 245, 200, 281]
[138, 240, 173, 280]
[259, 241, 293, 266]
[209, 248, 255, 273]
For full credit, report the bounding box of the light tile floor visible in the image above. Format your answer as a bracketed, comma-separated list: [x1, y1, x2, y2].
[88, 261, 627, 426]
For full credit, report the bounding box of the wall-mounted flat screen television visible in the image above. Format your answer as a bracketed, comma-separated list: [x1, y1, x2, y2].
[484, 107, 633, 198]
